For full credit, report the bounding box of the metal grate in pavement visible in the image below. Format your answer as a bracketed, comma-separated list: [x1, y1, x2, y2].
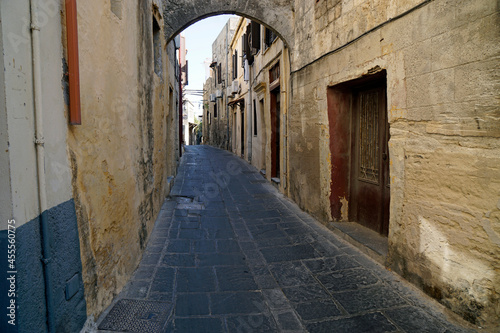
[98, 299, 171, 332]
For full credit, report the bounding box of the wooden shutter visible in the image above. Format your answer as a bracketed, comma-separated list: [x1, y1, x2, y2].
[251, 22, 261, 52]
[245, 25, 254, 65]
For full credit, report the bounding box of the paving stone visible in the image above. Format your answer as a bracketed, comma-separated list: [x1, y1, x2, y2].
[211, 292, 266, 315]
[162, 254, 196, 267]
[216, 266, 258, 291]
[317, 268, 379, 292]
[255, 237, 294, 248]
[180, 221, 199, 229]
[173, 318, 224, 333]
[197, 253, 246, 266]
[269, 262, 317, 287]
[241, 209, 282, 219]
[305, 312, 396, 333]
[262, 288, 290, 309]
[174, 209, 188, 217]
[149, 268, 175, 292]
[254, 275, 280, 289]
[193, 240, 216, 252]
[175, 293, 210, 316]
[217, 239, 240, 253]
[125, 280, 150, 298]
[384, 306, 449, 333]
[282, 284, 331, 303]
[293, 299, 342, 321]
[333, 284, 408, 314]
[145, 244, 164, 254]
[168, 227, 179, 238]
[141, 253, 162, 265]
[167, 240, 191, 253]
[176, 267, 216, 292]
[261, 244, 317, 262]
[226, 314, 278, 332]
[147, 292, 173, 302]
[178, 228, 208, 239]
[132, 266, 155, 281]
[272, 310, 304, 331]
[302, 255, 360, 274]
[239, 241, 257, 251]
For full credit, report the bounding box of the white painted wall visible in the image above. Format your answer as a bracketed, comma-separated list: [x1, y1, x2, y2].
[37, 0, 73, 209]
[0, 0, 38, 229]
[0, 0, 73, 229]
[0, 4, 13, 226]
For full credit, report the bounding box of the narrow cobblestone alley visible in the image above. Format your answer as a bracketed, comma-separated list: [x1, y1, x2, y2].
[95, 146, 474, 333]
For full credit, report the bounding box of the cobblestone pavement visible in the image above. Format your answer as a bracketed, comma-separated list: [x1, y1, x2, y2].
[96, 145, 475, 333]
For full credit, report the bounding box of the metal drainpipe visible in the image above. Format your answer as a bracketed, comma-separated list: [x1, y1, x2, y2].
[30, 0, 54, 331]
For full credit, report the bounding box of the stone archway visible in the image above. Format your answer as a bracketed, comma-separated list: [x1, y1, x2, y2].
[162, 0, 295, 49]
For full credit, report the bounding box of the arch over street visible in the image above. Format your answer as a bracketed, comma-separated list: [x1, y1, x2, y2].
[162, 0, 295, 49]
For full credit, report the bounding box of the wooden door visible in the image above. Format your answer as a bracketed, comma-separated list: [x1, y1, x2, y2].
[241, 106, 245, 157]
[349, 85, 390, 235]
[270, 88, 281, 178]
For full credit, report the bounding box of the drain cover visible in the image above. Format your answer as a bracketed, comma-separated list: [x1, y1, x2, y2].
[98, 299, 171, 332]
[250, 180, 267, 184]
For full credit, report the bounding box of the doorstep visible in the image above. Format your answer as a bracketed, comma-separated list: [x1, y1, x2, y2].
[328, 222, 388, 265]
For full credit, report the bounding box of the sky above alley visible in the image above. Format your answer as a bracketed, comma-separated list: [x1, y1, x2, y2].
[181, 14, 239, 103]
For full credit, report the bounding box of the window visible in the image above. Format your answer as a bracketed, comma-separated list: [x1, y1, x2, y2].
[217, 63, 222, 84]
[232, 51, 238, 80]
[242, 33, 249, 64]
[214, 103, 218, 118]
[270, 62, 280, 85]
[250, 21, 261, 54]
[153, 18, 162, 76]
[264, 27, 278, 49]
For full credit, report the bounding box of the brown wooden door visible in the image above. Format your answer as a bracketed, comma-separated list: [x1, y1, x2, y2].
[241, 106, 245, 157]
[349, 85, 390, 235]
[270, 88, 280, 178]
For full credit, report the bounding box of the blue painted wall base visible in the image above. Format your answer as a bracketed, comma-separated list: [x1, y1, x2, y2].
[0, 199, 87, 333]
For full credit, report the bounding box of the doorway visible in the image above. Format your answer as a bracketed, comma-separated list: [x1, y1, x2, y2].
[327, 72, 389, 236]
[270, 88, 280, 178]
[349, 84, 390, 235]
[240, 105, 245, 157]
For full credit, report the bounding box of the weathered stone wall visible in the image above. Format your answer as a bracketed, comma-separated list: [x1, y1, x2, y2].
[251, 26, 288, 179]
[204, 18, 239, 149]
[290, 0, 499, 327]
[67, 0, 177, 317]
[162, 0, 294, 49]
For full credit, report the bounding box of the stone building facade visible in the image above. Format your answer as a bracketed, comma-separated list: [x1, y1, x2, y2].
[217, 17, 291, 191]
[0, 0, 498, 331]
[203, 18, 239, 149]
[199, 1, 499, 329]
[0, 0, 180, 331]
